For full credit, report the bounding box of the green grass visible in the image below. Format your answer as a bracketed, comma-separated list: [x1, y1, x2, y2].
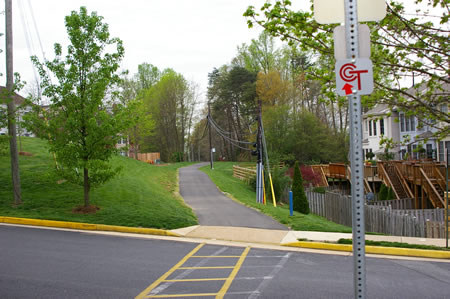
[0, 137, 197, 229]
[201, 162, 352, 233]
[337, 239, 450, 251]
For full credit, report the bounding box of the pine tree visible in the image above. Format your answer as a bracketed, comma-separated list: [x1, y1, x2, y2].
[292, 161, 309, 214]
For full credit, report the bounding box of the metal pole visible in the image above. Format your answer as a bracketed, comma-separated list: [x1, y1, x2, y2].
[344, 0, 366, 297]
[208, 102, 213, 169]
[289, 191, 293, 216]
[6, 0, 22, 205]
[446, 148, 448, 248]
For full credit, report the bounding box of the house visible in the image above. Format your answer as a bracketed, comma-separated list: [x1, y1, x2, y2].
[363, 80, 449, 161]
[362, 104, 400, 160]
[0, 86, 35, 137]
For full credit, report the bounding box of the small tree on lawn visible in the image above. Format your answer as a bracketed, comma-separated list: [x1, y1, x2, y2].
[29, 7, 129, 209]
[292, 161, 309, 214]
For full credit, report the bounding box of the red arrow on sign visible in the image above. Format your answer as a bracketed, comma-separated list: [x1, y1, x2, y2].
[342, 83, 353, 95]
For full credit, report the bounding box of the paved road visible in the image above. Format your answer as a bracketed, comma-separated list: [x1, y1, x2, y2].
[179, 163, 287, 230]
[1, 225, 450, 299]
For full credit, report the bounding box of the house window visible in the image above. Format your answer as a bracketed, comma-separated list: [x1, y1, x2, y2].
[439, 141, 444, 161]
[373, 121, 377, 136]
[365, 120, 368, 132]
[400, 114, 405, 132]
[426, 144, 433, 159]
[368, 121, 372, 136]
[440, 104, 448, 114]
[410, 116, 415, 131]
[380, 118, 385, 135]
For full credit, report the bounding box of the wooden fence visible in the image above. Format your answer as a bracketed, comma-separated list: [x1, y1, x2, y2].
[368, 198, 415, 209]
[233, 165, 256, 183]
[136, 152, 160, 163]
[307, 191, 446, 238]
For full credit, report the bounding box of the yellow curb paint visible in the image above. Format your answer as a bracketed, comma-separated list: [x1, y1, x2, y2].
[135, 243, 205, 299]
[0, 217, 180, 237]
[216, 246, 250, 299]
[283, 241, 450, 259]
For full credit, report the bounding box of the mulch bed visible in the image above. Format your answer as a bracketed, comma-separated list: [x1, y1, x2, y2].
[72, 205, 100, 214]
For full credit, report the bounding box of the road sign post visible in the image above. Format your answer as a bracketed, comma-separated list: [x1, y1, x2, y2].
[344, 1, 366, 298]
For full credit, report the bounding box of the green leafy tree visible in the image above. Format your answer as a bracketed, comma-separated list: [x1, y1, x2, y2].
[244, 0, 449, 138]
[292, 161, 309, 214]
[29, 7, 128, 208]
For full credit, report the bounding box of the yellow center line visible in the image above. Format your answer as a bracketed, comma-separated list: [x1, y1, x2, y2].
[135, 243, 205, 299]
[178, 266, 234, 270]
[163, 278, 227, 282]
[216, 247, 251, 299]
[145, 293, 217, 298]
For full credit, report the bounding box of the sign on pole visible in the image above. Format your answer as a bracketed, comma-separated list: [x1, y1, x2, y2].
[314, 0, 386, 24]
[335, 58, 373, 96]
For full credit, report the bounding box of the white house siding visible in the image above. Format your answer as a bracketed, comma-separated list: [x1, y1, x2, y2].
[362, 104, 400, 160]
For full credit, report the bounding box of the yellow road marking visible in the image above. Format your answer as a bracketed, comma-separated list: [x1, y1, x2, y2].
[146, 293, 217, 298]
[163, 278, 226, 282]
[178, 266, 234, 270]
[191, 255, 240, 258]
[135, 243, 205, 299]
[216, 247, 250, 299]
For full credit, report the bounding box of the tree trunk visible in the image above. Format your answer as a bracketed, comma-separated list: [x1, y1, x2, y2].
[83, 167, 90, 207]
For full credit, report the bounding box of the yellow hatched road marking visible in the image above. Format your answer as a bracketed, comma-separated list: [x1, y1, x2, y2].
[191, 255, 240, 258]
[178, 266, 234, 270]
[216, 247, 251, 299]
[145, 293, 217, 298]
[163, 278, 226, 282]
[135, 243, 205, 299]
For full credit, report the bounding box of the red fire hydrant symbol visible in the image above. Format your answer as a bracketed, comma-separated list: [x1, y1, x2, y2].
[339, 63, 368, 95]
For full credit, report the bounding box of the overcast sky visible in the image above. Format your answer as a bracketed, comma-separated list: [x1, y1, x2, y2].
[0, 0, 310, 100]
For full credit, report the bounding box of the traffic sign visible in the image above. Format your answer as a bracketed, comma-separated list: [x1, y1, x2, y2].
[314, 0, 386, 24]
[334, 24, 371, 60]
[335, 58, 373, 96]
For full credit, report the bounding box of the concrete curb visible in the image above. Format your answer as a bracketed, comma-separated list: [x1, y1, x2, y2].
[0, 217, 180, 237]
[283, 241, 450, 259]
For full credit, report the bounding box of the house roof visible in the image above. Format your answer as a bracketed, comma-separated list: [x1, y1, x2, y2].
[363, 104, 393, 118]
[0, 86, 26, 106]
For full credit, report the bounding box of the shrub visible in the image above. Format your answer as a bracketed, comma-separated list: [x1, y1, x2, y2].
[0, 135, 9, 155]
[313, 186, 326, 194]
[292, 161, 310, 214]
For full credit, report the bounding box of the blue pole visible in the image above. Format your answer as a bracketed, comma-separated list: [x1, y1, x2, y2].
[289, 191, 293, 216]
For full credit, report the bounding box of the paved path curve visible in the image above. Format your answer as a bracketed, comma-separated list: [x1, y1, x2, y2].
[179, 163, 287, 230]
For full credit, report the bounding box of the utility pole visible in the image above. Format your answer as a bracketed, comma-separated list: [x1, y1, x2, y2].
[6, 0, 22, 205]
[208, 102, 213, 169]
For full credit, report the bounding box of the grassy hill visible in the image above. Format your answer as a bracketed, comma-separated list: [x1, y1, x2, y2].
[0, 137, 197, 229]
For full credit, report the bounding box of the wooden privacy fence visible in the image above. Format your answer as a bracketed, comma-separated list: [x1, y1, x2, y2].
[136, 152, 160, 163]
[307, 191, 446, 238]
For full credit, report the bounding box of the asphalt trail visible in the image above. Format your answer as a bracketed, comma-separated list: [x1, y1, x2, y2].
[179, 163, 287, 230]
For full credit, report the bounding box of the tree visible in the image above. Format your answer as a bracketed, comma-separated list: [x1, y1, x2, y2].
[292, 161, 309, 214]
[29, 7, 128, 209]
[244, 0, 449, 138]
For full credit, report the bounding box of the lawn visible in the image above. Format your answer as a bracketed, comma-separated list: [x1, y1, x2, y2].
[201, 162, 352, 233]
[0, 137, 197, 229]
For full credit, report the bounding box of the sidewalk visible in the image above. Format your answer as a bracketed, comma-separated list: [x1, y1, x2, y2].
[172, 225, 446, 247]
[1, 217, 449, 260]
